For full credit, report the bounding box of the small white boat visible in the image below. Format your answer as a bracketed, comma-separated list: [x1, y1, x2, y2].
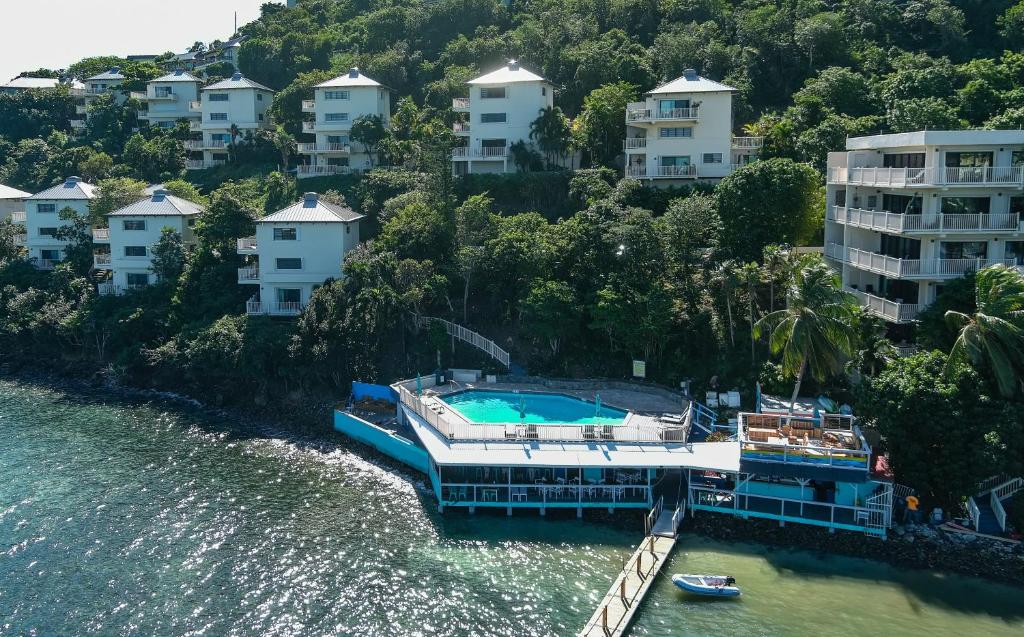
[671, 573, 741, 597]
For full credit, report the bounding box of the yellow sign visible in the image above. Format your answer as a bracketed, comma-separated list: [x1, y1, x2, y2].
[632, 360, 646, 378]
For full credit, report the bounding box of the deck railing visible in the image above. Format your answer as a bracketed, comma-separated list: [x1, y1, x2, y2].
[848, 288, 920, 323]
[967, 497, 982, 531]
[690, 485, 886, 534]
[246, 300, 304, 316]
[452, 97, 470, 109]
[829, 244, 1016, 279]
[10, 211, 26, 223]
[739, 412, 869, 469]
[829, 206, 1020, 233]
[830, 165, 1024, 186]
[991, 477, 1023, 533]
[731, 136, 764, 149]
[416, 315, 510, 367]
[237, 266, 260, 281]
[236, 236, 257, 252]
[92, 227, 110, 241]
[441, 482, 651, 506]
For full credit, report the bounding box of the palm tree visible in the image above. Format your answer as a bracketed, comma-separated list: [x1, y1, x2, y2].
[714, 260, 740, 347]
[529, 106, 572, 168]
[738, 261, 761, 363]
[272, 126, 296, 171]
[754, 260, 859, 413]
[945, 264, 1024, 398]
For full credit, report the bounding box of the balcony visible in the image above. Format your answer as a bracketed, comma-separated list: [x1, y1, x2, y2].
[10, 211, 26, 223]
[452, 121, 470, 134]
[848, 288, 921, 323]
[182, 140, 205, 151]
[129, 91, 147, 100]
[625, 103, 699, 123]
[452, 97, 470, 111]
[302, 121, 316, 133]
[450, 146, 509, 160]
[33, 258, 58, 270]
[149, 93, 177, 102]
[829, 165, 1024, 187]
[12, 233, 26, 246]
[136, 110, 149, 119]
[185, 159, 227, 170]
[296, 164, 354, 177]
[189, 121, 202, 132]
[731, 136, 764, 149]
[92, 227, 110, 242]
[296, 142, 351, 154]
[93, 253, 112, 269]
[70, 119, 86, 129]
[740, 412, 870, 472]
[246, 300, 304, 316]
[828, 206, 1021, 234]
[828, 243, 1017, 279]
[237, 266, 260, 283]
[189, 100, 202, 112]
[623, 137, 647, 150]
[236, 236, 258, 253]
[75, 105, 88, 115]
[301, 100, 315, 113]
[625, 165, 698, 179]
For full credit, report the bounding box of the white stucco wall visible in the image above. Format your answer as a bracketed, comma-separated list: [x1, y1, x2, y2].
[107, 214, 197, 287]
[252, 220, 361, 306]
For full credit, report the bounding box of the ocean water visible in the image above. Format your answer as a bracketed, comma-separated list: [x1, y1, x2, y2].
[1, 379, 1022, 636]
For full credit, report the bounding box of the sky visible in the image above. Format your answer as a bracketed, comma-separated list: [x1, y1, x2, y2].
[0, 0, 277, 83]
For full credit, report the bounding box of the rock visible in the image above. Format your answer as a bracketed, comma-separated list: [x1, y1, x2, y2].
[903, 534, 915, 544]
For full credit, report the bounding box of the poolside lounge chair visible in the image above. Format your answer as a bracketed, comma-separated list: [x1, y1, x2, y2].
[583, 424, 597, 440]
[601, 425, 615, 440]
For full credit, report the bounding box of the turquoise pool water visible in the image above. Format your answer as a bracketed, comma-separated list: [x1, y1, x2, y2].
[441, 390, 628, 425]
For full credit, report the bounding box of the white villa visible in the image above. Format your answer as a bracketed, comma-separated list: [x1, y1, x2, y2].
[298, 67, 391, 178]
[94, 190, 202, 295]
[1, 183, 30, 223]
[188, 72, 275, 170]
[238, 192, 364, 316]
[625, 69, 760, 181]
[24, 177, 96, 269]
[134, 70, 203, 130]
[69, 67, 127, 133]
[451, 60, 556, 175]
[0, 77, 84, 94]
[826, 130, 1024, 325]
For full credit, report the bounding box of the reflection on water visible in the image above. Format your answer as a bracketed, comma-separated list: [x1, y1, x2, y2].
[1, 380, 1021, 637]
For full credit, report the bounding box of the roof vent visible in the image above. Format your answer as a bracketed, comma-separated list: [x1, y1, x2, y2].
[152, 189, 167, 201]
[349, 67, 359, 78]
[683, 68, 698, 80]
[173, 69, 184, 76]
[110, 67, 120, 75]
[508, 59, 519, 71]
[231, 72, 243, 81]
[303, 192, 318, 206]
[65, 176, 82, 185]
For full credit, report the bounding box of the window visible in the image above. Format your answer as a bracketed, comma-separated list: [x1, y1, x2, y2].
[126, 273, 149, 287]
[256, 94, 263, 101]
[327, 135, 349, 144]
[659, 99, 690, 111]
[37, 203, 56, 213]
[123, 220, 146, 231]
[480, 87, 506, 99]
[276, 257, 302, 270]
[883, 153, 925, 169]
[945, 152, 992, 168]
[1011, 196, 1024, 216]
[210, 113, 228, 121]
[660, 156, 691, 167]
[541, 87, 547, 96]
[833, 190, 846, 206]
[880, 235, 921, 259]
[277, 288, 301, 303]
[1013, 151, 1024, 166]
[39, 227, 58, 237]
[346, 225, 351, 234]
[211, 133, 229, 142]
[40, 249, 60, 260]
[702, 153, 723, 164]
[273, 227, 297, 241]
[125, 246, 147, 257]
[659, 127, 692, 138]
[940, 241, 988, 260]
[154, 86, 172, 97]
[208, 93, 229, 102]
[941, 197, 991, 215]
[866, 195, 878, 208]
[327, 157, 350, 167]
[325, 113, 349, 122]
[480, 113, 507, 123]
[1006, 241, 1024, 265]
[258, 114, 264, 121]
[882, 194, 922, 215]
[325, 90, 350, 100]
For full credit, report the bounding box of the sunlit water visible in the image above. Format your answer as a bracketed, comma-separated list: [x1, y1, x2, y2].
[1, 380, 1022, 636]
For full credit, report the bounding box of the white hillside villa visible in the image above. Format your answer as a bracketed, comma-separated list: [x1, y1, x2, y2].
[134, 70, 203, 130]
[0, 77, 85, 94]
[451, 60, 556, 175]
[94, 190, 202, 295]
[68, 67, 127, 132]
[826, 130, 1024, 325]
[1, 183, 30, 223]
[625, 69, 760, 181]
[238, 192, 364, 316]
[298, 68, 391, 178]
[188, 72, 275, 170]
[24, 177, 97, 269]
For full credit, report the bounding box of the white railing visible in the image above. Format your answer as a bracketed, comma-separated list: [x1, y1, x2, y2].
[136, 110, 149, 119]
[182, 140, 204, 150]
[416, 315, 510, 367]
[626, 107, 698, 122]
[97, 283, 148, 296]
[656, 164, 697, 178]
[450, 146, 508, 159]
[205, 140, 228, 149]
[452, 97, 470, 109]
[991, 477, 1023, 533]
[246, 300, 304, 316]
[731, 136, 763, 149]
[237, 266, 259, 281]
[690, 485, 885, 534]
[302, 121, 316, 133]
[10, 211, 26, 223]
[301, 100, 315, 112]
[75, 105, 88, 115]
[189, 121, 202, 132]
[297, 143, 350, 153]
[236, 236, 257, 252]
[399, 386, 688, 444]
[942, 166, 1024, 184]
[441, 482, 651, 506]
[452, 121, 470, 133]
[296, 164, 354, 176]
[967, 497, 981, 531]
[189, 100, 201, 112]
[830, 206, 1020, 233]
[129, 91, 147, 100]
[13, 233, 26, 246]
[70, 119, 86, 129]
[34, 258, 58, 270]
[739, 412, 870, 469]
[149, 93, 177, 102]
[623, 137, 647, 149]
[93, 253, 111, 267]
[830, 165, 1024, 186]
[92, 227, 110, 241]
[848, 288, 920, 323]
[185, 160, 227, 170]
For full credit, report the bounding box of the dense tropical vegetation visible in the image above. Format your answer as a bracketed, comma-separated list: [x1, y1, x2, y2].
[2, 0, 1024, 508]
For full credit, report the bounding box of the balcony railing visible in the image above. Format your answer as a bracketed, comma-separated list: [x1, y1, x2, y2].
[13, 233, 26, 246]
[625, 165, 698, 179]
[740, 413, 870, 470]
[296, 164, 354, 176]
[237, 266, 260, 282]
[623, 137, 647, 150]
[830, 165, 1024, 186]
[185, 159, 227, 170]
[302, 121, 316, 133]
[828, 243, 1018, 279]
[848, 288, 921, 323]
[452, 97, 470, 110]
[92, 227, 110, 242]
[829, 206, 1020, 233]
[129, 91, 147, 100]
[236, 236, 257, 252]
[731, 136, 764, 149]
[189, 100, 202, 112]
[451, 146, 509, 159]
[189, 121, 202, 132]
[296, 143, 351, 153]
[70, 119, 86, 129]
[246, 300, 304, 316]
[33, 258, 58, 270]
[301, 100, 315, 112]
[10, 211, 26, 223]
[97, 282, 148, 296]
[93, 253, 112, 268]
[626, 106, 699, 122]
[136, 110, 150, 119]
[183, 140, 205, 151]
[452, 121, 470, 134]
[75, 105, 88, 115]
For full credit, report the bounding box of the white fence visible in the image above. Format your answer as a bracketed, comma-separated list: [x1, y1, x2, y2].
[829, 206, 1020, 233]
[830, 165, 1024, 186]
[416, 315, 510, 368]
[849, 289, 920, 323]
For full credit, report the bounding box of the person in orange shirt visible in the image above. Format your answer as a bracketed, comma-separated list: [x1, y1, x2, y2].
[903, 494, 920, 525]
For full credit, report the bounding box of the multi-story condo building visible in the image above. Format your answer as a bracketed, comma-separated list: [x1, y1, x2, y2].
[24, 176, 96, 269]
[133, 70, 203, 130]
[71, 67, 127, 133]
[238, 192, 363, 316]
[825, 130, 1024, 325]
[94, 190, 202, 295]
[0, 77, 84, 94]
[188, 72, 275, 170]
[297, 68, 391, 178]
[624, 69, 761, 181]
[451, 60, 556, 175]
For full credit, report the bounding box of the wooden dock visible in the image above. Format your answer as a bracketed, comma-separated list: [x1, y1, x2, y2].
[579, 498, 684, 637]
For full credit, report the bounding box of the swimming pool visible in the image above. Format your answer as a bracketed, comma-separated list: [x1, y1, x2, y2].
[440, 390, 628, 425]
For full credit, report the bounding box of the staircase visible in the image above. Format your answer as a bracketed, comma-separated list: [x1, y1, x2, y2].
[973, 499, 1002, 535]
[968, 476, 1022, 535]
[416, 315, 511, 369]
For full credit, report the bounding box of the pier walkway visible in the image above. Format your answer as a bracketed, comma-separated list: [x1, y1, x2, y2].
[579, 497, 684, 637]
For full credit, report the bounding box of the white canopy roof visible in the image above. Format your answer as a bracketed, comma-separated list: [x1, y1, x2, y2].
[468, 61, 546, 85]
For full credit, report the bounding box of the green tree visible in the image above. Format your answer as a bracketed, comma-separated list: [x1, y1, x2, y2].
[89, 177, 147, 225]
[754, 259, 859, 412]
[351, 114, 388, 168]
[529, 106, 573, 168]
[52, 206, 94, 276]
[522, 279, 580, 356]
[576, 81, 637, 168]
[151, 227, 185, 283]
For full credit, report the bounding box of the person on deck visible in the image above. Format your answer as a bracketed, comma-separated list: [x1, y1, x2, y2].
[903, 494, 921, 525]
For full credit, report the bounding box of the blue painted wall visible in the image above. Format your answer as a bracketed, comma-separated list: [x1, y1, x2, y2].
[334, 411, 428, 474]
[351, 381, 398, 403]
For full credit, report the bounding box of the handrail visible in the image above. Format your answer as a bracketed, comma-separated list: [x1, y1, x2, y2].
[992, 489, 1008, 533]
[691, 484, 886, 528]
[967, 497, 981, 531]
[990, 476, 1023, 533]
[417, 315, 510, 368]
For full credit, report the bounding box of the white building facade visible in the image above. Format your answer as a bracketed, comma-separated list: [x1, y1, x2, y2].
[134, 70, 203, 130]
[825, 130, 1024, 324]
[238, 192, 364, 316]
[625, 69, 760, 182]
[95, 190, 202, 295]
[24, 177, 96, 269]
[451, 61, 555, 175]
[298, 68, 391, 178]
[189, 72, 274, 170]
